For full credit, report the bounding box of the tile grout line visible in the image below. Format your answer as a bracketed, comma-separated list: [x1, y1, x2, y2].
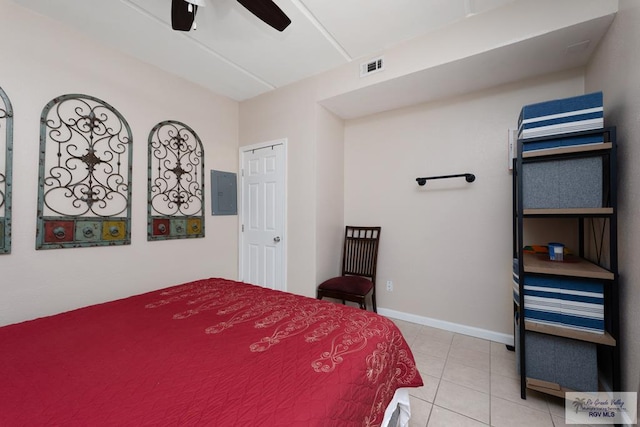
[402, 321, 588, 427]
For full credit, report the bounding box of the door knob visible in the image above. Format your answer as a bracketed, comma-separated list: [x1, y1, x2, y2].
[273, 236, 281, 242]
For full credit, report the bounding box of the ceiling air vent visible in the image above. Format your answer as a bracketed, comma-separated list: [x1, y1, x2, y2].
[360, 56, 384, 77]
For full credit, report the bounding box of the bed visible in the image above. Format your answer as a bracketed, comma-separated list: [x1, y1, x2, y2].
[0, 278, 423, 426]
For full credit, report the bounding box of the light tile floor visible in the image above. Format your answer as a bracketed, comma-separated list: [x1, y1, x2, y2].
[392, 319, 613, 427]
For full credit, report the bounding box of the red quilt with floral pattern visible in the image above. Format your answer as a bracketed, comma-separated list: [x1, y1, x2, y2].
[0, 278, 422, 426]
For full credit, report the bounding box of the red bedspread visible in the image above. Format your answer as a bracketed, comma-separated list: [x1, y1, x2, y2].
[0, 278, 422, 426]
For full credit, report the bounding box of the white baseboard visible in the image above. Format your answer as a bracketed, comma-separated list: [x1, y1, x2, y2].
[378, 307, 514, 345]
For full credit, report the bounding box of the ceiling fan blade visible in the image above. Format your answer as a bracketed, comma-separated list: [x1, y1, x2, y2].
[237, 0, 291, 32]
[172, 0, 197, 31]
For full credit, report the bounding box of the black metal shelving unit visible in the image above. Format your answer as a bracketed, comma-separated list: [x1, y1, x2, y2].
[512, 127, 620, 403]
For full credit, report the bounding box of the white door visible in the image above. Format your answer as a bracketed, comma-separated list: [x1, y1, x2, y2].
[239, 140, 286, 291]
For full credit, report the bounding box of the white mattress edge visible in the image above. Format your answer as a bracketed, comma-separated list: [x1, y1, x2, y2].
[381, 388, 411, 427]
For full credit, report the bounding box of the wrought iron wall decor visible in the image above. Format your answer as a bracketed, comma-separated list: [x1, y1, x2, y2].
[0, 86, 13, 254]
[36, 94, 133, 249]
[148, 120, 204, 241]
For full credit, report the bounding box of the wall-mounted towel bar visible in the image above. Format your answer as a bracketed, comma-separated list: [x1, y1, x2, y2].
[416, 173, 475, 186]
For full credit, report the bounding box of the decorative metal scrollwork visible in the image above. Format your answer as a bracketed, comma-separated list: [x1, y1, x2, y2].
[0, 86, 13, 254]
[36, 94, 133, 249]
[148, 120, 204, 241]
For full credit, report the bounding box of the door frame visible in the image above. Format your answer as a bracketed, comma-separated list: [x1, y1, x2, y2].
[238, 138, 288, 291]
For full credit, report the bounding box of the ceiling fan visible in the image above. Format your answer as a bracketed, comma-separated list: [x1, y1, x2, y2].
[171, 0, 291, 32]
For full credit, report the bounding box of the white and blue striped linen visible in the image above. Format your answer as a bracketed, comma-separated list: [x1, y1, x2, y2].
[522, 133, 604, 152]
[518, 92, 604, 140]
[512, 265, 604, 334]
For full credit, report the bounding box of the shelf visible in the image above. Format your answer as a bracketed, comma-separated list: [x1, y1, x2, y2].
[522, 207, 613, 216]
[526, 377, 573, 398]
[514, 124, 619, 398]
[522, 252, 614, 280]
[522, 142, 612, 159]
[525, 321, 616, 346]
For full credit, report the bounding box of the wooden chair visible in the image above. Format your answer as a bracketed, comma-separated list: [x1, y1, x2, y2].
[317, 226, 381, 312]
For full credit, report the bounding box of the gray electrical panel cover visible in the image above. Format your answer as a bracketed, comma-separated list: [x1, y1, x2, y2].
[210, 170, 237, 215]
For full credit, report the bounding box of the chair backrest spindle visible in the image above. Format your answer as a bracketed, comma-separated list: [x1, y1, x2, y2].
[341, 226, 381, 280]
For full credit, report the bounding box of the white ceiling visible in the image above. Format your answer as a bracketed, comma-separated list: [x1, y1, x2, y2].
[11, 0, 616, 118]
[12, 0, 516, 98]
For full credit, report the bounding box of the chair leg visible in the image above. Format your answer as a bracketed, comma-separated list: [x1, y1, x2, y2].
[372, 292, 377, 313]
[341, 299, 346, 305]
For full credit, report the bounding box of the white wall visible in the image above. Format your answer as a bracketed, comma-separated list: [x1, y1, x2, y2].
[585, 0, 640, 396]
[344, 69, 585, 335]
[0, 1, 239, 326]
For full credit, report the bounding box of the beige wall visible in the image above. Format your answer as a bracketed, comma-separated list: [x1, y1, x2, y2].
[317, 0, 617, 104]
[239, 79, 343, 297]
[585, 0, 640, 395]
[344, 69, 585, 338]
[0, 1, 239, 326]
[3, 0, 635, 362]
[235, 0, 623, 343]
[314, 107, 345, 284]
[239, 79, 345, 296]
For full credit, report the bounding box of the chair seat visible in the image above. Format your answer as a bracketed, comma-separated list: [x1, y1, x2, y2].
[318, 275, 373, 295]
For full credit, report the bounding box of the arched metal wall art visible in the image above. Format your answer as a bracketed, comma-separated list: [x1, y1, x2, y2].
[36, 94, 133, 249]
[0, 86, 13, 254]
[148, 120, 204, 241]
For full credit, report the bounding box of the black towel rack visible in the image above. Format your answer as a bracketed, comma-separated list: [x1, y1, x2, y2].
[416, 173, 475, 186]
